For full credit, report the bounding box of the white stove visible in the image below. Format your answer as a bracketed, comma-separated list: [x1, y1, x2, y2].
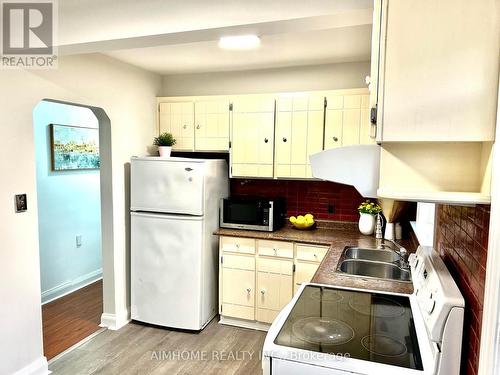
[262, 246, 464, 375]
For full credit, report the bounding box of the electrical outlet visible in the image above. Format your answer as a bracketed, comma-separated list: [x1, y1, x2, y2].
[15, 194, 27, 212]
[328, 204, 335, 214]
[76, 235, 82, 247]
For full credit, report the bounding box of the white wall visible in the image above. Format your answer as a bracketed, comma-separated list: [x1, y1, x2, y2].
[161, 61, 370, 96]
[0, 53, 160, 375]
[34, 102, 102, 304]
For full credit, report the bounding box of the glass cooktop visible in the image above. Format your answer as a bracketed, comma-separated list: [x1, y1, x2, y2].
[274, 285, 423, 370]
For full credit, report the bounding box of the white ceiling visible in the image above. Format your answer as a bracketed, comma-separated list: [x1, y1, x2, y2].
[57, 0, 373, 75]
[106, 25, 372, 75]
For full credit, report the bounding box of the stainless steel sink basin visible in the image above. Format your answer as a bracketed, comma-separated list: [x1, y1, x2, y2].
[344, 247, 401, 263]
[338, 259, 411, 282]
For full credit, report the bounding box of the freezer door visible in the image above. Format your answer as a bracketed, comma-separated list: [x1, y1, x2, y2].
[131, 212, 204, 329]
[131, 158, 205, 215]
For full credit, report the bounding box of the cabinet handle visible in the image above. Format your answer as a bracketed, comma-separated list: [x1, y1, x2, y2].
[314, 254, 318, 258]
[235, 243, 240, 249]
[264, 138, 269, 143]
[246, 288, 252, 294]
[183, 124, 188, 129]
[282, 137, 287, 142]
[273, 248, 277, 255]
[261, 290, 266, 295]
[196, 124, 200, 129]
[333, 136, 338, 142]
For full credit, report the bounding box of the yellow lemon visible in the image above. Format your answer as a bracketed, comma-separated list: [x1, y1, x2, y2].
[305, 217, 314, 224]
[289, 216, 297, 223]
[296, 216, 305, 224]
[305, 213, 314, 220]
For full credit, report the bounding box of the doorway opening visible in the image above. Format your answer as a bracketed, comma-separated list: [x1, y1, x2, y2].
[34, 100, 103, 360]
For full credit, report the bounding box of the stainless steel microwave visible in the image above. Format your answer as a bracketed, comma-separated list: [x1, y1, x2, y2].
[219, 197, 286, 232]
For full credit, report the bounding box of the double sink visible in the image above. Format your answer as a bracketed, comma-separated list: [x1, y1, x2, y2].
[337, 247, 411, 282]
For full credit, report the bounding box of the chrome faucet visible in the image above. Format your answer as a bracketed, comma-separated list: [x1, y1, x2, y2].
[376, 238, 409, 270]
[375, 213, 383, 239]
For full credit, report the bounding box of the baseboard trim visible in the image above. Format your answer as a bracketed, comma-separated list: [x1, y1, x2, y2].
[11, 356, 49, 375]
[41, 269, 102, 304]
[100, 308, 130, 330]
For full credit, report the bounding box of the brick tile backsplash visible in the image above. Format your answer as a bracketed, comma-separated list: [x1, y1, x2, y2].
[435, 204, 490, 375]
[230, 179, 364, 222]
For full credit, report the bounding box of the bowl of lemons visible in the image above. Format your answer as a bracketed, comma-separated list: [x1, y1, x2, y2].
[289, 213, 315, 230]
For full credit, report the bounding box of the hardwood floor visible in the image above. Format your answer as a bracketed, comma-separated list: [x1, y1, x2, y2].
[49, 319, 266, 375]
[42, 280, 103, 360]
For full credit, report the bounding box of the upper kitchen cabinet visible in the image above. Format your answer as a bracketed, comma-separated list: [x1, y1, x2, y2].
[194, 99, 230, 152]
[373, 0, 499, 142]
[324, 88, 372, 150]
[275, 94, 324, 179]
[230, 95, 276, 178]
[159, 102, 195, 151]
[158, 97, 230, 152]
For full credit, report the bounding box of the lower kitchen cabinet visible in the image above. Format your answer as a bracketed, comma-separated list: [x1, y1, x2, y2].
[294, 244, 329, 293]
[219, 236, 330, 329]
[256, 257, 293, 323]
[220, 253, 256, 321]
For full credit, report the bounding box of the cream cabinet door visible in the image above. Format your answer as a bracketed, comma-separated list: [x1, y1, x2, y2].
[324, 91, 371, 150]
[377, 0, 498, 142]
[294, 261, 320, 294]
[221, 253, 255, 320]
[194, 99, 230, 151]
[230, 96, 275, 178]
[159, 102, 195, 151]
[275, 95, 324, 179]
[256, 257, 293, 323]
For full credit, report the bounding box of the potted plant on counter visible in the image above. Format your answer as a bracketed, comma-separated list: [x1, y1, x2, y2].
[357, 200, 382, 235]
[154, 132, 176, 157]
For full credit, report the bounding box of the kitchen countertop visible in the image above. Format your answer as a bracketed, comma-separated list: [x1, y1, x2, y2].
[214, 221, 416, 295]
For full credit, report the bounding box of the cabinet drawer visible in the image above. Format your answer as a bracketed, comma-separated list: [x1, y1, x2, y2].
[295, 244, 329, 263]
[221, 236, 255, 254]
[258, 240, 293, 258]
[222, 254, 255, 271]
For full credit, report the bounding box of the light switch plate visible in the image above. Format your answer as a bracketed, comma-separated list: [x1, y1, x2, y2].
[15, 194, 27, 213]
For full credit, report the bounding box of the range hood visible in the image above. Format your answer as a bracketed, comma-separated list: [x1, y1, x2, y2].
[310, 145, 381, 198]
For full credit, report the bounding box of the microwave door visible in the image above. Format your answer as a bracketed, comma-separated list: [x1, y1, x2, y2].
[220, 200, 273, 231]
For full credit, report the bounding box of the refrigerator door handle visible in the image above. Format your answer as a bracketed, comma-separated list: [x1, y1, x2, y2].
[185, 167, 193, 171]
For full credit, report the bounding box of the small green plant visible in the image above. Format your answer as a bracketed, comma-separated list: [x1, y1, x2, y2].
[358, 200, 382, 215]
[154, 132, 176, 147]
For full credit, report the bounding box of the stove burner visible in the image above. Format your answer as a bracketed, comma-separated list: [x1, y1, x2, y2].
[361, 334, 408, 357]
[310, 289, 343, 303]
[292, 317, 354, 345]
[349, 296, 405, 318]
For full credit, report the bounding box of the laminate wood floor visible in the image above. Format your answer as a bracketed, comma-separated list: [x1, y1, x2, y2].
[49, 319, 266, 375]
[43, 280, 103, 360]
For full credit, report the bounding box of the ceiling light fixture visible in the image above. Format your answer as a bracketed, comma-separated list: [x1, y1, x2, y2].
[218, 35, 261, 50]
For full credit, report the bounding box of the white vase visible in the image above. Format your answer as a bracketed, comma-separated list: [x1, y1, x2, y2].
[158, 146, 172, 157]
[358, 213, 376, 235]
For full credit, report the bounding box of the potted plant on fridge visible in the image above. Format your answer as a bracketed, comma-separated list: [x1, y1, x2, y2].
[357, 200, 382, 235]
[154, 132, 176, 157]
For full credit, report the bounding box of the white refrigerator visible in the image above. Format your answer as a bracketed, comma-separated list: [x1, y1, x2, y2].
[130, 157, 228, 330]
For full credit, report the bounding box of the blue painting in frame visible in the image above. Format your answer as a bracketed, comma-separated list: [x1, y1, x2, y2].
[50, 124, 100, 171]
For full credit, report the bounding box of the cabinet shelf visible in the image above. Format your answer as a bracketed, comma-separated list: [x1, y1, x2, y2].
[377, 188, 491, 205]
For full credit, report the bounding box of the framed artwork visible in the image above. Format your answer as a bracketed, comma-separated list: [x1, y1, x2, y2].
[50, 124, 100, 171]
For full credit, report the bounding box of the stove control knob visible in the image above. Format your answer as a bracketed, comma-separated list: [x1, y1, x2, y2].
[425, 294, 436, 314]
